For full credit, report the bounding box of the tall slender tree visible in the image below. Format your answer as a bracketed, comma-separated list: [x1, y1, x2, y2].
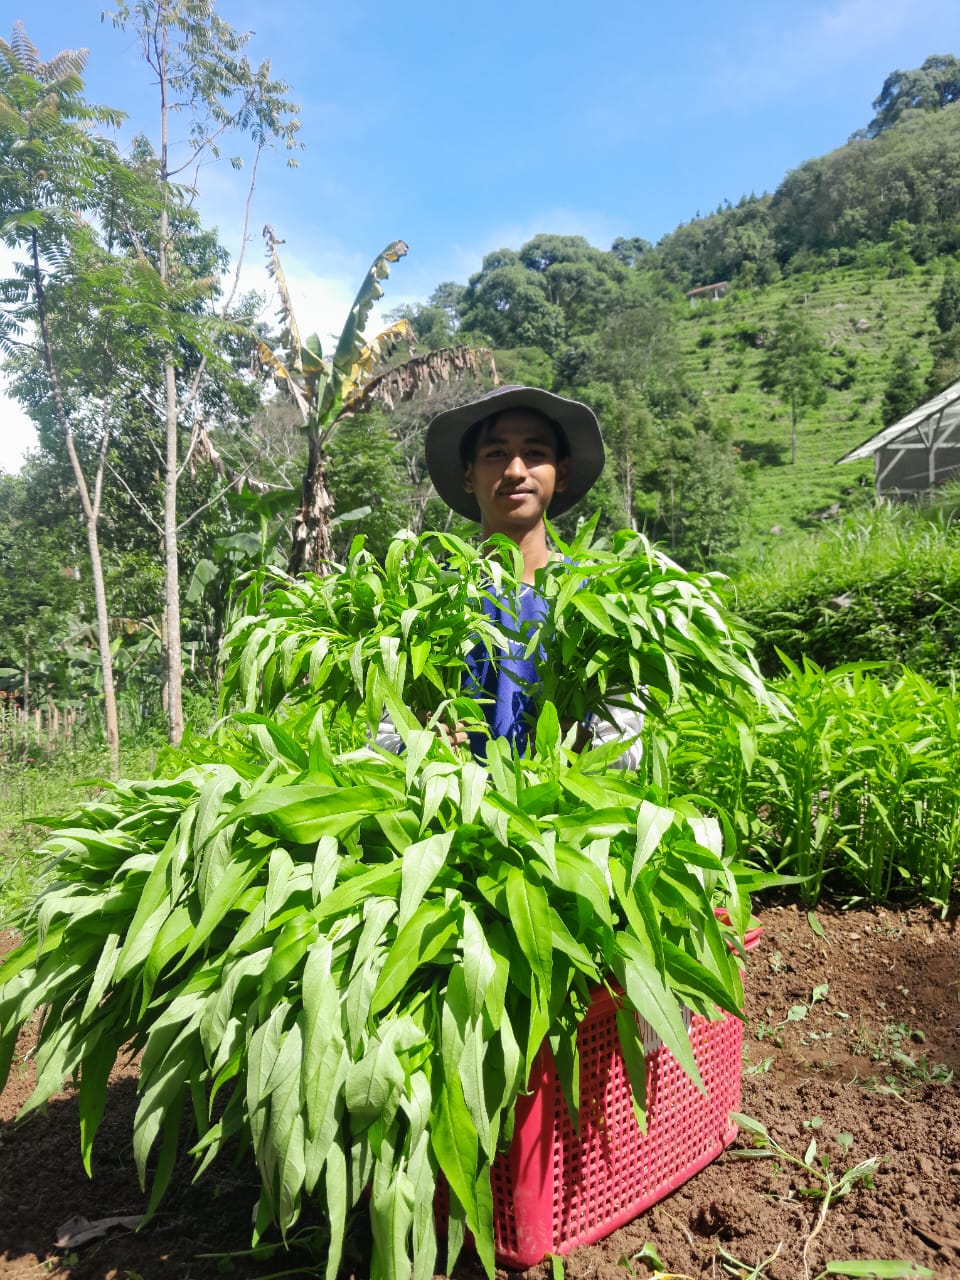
[107, 0, 301, 745]
[760, 306, 827, 465]
[0, 23, 126, 771]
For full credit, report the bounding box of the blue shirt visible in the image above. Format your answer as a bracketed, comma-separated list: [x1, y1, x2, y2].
[465, 583, 546, 758]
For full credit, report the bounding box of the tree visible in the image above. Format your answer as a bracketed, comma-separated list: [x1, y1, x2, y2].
[867, 54, 960, 137]
[0, 23, 127, 771]
[881, 347, 923, 425]
[458, 235, 631, 355]
[669, 428, 749, 564]
[108, 0, 301, 746]
[326, 413, 410, 560]
[933, 261, 960, 333]
[760, 306, 827, 464]
[0, 466, 83, 707]
[927, 325, 960, 394]
[258, 232, 497, 575]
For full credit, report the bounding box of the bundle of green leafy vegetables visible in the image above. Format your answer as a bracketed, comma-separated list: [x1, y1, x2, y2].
[0, 524, 780, 1280]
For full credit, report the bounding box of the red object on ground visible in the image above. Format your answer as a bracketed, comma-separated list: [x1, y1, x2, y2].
[486, 927, 763, 1268]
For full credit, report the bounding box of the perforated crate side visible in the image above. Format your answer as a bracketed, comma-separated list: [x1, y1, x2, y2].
[489, 994, 747, 1268]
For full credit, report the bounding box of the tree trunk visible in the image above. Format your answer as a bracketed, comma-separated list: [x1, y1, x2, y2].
[157, 25, 183, 746]
[162, 354, 184, 745]
[791, 390, 798, 465]
[288, 426, 334, 577]
[22, 632, 30, 718]
[31, 231, 120, 775]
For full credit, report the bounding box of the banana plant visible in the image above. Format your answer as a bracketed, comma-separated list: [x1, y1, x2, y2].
[257, 229, 496, 575]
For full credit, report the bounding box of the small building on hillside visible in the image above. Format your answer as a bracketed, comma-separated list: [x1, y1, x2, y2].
[686, 281, 729, 305]
[836, 378, 960, 497]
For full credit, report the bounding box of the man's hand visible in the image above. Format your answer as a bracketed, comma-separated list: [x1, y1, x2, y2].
[415, 709, 469, 748]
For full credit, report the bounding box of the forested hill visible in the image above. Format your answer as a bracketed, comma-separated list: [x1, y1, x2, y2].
[387, 58, 960, 564]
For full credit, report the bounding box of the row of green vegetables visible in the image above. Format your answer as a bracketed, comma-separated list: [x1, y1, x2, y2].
[666, 656, 960, 911]
[0, 524, 789, 1280]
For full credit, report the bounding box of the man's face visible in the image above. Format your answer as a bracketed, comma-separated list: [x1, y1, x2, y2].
[463, 410, 568, 536]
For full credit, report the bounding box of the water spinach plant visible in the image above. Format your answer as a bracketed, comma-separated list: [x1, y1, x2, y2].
[0, 527, 779, 1280]
[663, 657, 960, 909]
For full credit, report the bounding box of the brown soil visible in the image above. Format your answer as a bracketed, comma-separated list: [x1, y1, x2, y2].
[1, 901, 958, 1280]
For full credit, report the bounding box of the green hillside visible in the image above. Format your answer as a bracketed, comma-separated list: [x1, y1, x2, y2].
[676, 261, 947, 548]
[397, 77, 960, 565]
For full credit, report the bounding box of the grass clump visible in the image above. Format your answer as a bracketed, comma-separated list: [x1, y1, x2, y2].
[733, 500, 960, 684]
[0, 726, 160, 924]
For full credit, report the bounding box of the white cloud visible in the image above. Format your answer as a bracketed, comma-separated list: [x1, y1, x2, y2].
[811, 0, 925, 46]
[698, 0, 956, 111]
[0, 396, 38, 474]
[0, 245, 37, 474]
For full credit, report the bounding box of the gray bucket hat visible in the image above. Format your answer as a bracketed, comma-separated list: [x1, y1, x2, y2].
[424, 384, 605, 521]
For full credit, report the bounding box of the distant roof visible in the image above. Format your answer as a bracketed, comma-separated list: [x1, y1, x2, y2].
[685, 281, 729, 297]
[837, 377, 960, 463]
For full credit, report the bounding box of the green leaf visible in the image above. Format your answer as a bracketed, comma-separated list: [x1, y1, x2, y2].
[324, 1142, 348, 1280]
[614, 1006, 649, 1133]
[78, 1028, 119, 1175]
[459, 761, 487, 826]
[631, 799, 677, 883]
[398, 831, 454, 930]
[442, 965, 490, 1157]
[370, 1139, 416, 1280]
[613, 935, 703, 1093]
[571, 592, 618, 636]
[371, 900, 459, 1015]
[730, 1111, 770, 1141]
[505, 867, 553, 1012]
[344, 1035, 405, 1130]
[223, 782, 399, 844]
[821, 1264, 934, 1278]
[264, 1021, 307, 1229]
[407, 1131, 439, 1280]
[459, 903, 496, 1020]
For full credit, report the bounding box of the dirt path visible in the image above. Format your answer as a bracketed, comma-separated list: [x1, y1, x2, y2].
[1, 902, 957, 1279]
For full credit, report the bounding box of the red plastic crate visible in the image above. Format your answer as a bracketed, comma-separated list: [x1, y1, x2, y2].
[484, 928, 762, 1268]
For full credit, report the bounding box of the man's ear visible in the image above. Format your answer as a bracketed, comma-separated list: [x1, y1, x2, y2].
[554, 458, 569, 493]
[463, 464, 474, 494]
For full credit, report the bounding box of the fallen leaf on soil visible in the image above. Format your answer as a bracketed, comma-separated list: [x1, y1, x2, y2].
[909, 1221, 960, 1253]
[56, 1213, 144, 1248]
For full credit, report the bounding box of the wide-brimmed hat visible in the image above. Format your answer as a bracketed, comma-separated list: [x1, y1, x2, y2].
[424, 384, 605, 521]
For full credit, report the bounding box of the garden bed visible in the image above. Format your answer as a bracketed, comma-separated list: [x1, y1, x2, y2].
[1, 900, 957, 1279]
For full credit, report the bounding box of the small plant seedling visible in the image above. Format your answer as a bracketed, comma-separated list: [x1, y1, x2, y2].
[744, 1055, 775, 1076]
[718, 1240, 783, 1278]
[617, 1240, 697, 1278]
[728, 1130, 933, 1277]
[731, 1113, 884, 1278]
[780, 982, 829, 1027]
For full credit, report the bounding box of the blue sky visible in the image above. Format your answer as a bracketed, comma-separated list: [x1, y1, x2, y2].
[3, 0, 960, 468]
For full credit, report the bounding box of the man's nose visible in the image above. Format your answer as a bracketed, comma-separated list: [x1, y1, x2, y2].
[503, 451, 528, 477]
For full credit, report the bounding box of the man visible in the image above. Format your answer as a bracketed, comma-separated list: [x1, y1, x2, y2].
[381, 384, 643, 766]
[424, 383, 604, 583]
